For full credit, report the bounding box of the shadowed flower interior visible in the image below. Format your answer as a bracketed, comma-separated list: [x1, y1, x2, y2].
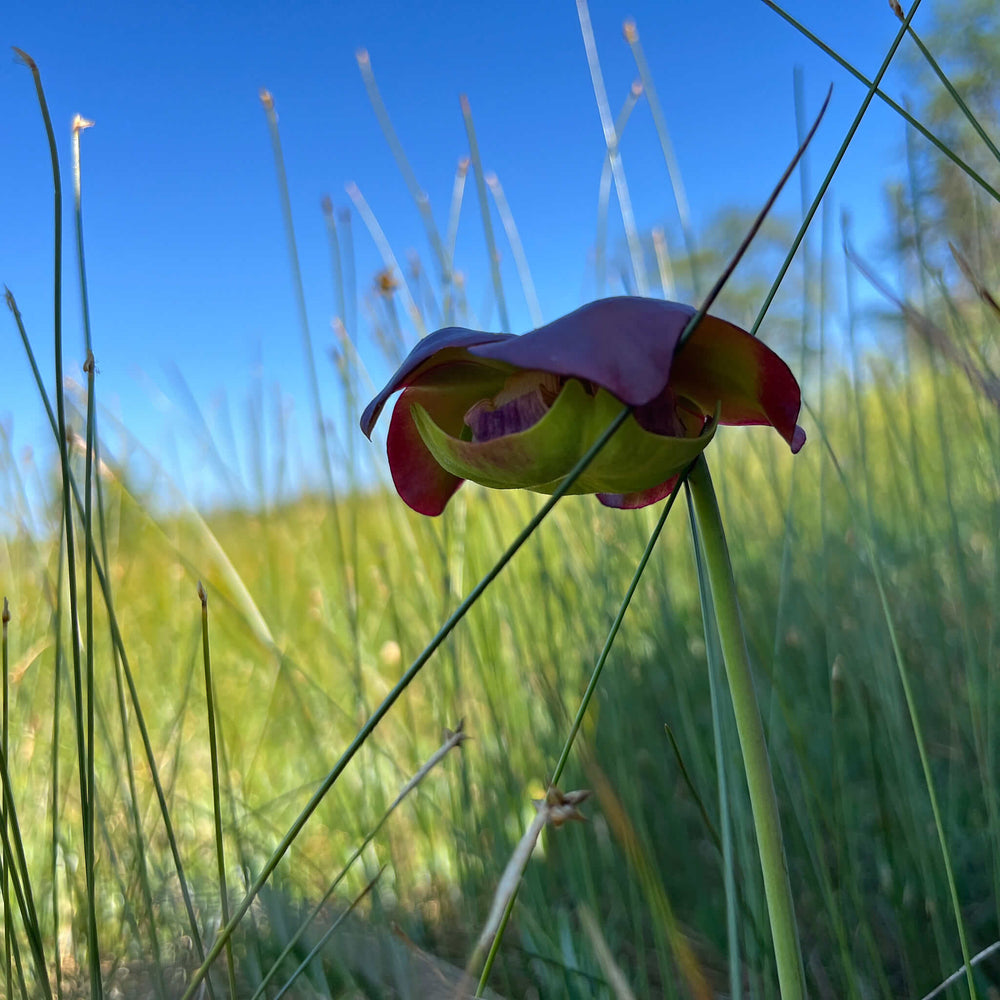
[360, 297, 805, 516]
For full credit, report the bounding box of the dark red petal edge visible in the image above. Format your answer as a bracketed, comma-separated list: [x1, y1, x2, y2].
[386, 388, 465, 516]
[597, 476, 680, 510]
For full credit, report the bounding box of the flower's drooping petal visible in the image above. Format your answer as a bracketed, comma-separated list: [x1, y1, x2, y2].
[598, 477, 681, 510]
[670, 320, 806, 452]
[410, 379, 717, 499]
[467, 297, 700, 406]
[360, 325, 516, 438]
[386, 363, 510, 515]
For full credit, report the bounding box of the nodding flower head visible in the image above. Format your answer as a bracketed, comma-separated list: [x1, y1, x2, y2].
[361, 296, 805, 516]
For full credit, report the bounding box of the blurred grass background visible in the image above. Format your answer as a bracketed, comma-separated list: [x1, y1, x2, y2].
[2, 1, 999, 997]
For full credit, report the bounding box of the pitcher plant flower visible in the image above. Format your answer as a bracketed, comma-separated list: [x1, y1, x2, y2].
[360, 296, 805, 515]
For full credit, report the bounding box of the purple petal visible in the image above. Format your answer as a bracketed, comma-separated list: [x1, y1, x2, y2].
[465, 390, 551, 441]
[468, 297, 700, 406]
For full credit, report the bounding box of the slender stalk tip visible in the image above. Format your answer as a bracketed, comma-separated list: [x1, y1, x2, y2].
[631, 80, 643, 97]
[197, 581, 207, 607]
[11, 46, 37, 70]
[259, 88, 274, 111]
[458, 156, 470, 174]
[459, 92, 471, 113]
[623, 18, 638, 43]
[443, 718, 472, 749]
[355, 48, 370, 66]
[2, 597, 9, 625]
[536, 787, 590, 828]
[72, 113, 95, 134]
[320, 194, 333, 216]
[889, 0, 905, 20]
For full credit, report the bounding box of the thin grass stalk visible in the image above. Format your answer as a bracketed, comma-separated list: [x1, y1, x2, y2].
[623, 18, 700, 295]
[271, 867, 384, 1000]
[6, 291, 216, 996]
[12, 48, 101, 1000]
[75, 130, 101, 1000]
[768, 68, 814, 731]
[685, 492, 742, 1000]
[903, 127, 999, 892]
[71, 112, 156, 998]
[485, 171, 543, 326]
[847, 167, 982, 991]
[178, 402, 634, 1000]
[460, 93, 510, 330]
[320, 196, 347, 328]
[345, 181, 425, 339]
[259, 89, 336, 493]
[0, 804, 37, 1000]
[355, 49, 452, 286]
[444, 157, 470, 323]
[687, 453, 805, 1000]
[249, 722, 469, 1000]
[474, 474, 687, 997]
[750, 0, 925, 336]
[576, 0, 647, 294]
[921, 942, 1000, 1000]
[895, 9, 1000, 164]
[339, 207, 358, 338]
[651, 227, 675, 298]
[49, 526, 64, 1000]
[82, 347, 101, 1000]
[864, 513, 978, 998]
[2, 598, 9, 996]
[596, 83, 643, 297]
[0, 598, 24, 1000]
[758, 0, 1000, 204]
[0, 725, 51, 998]
[818, 246, 979, 995]
[595, 767, 714, 998]
[578, 905, 637, 1000]
[198, 584, 237, 1000]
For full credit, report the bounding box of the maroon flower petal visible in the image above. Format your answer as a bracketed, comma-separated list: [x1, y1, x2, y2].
[468, 297, 700, 406]
[598, 476, 681, 510]
[360, 325, 516, 438]
[669, 320, 806, 452]
[387, 389, 464, 516]
[384, 362, 509, 515]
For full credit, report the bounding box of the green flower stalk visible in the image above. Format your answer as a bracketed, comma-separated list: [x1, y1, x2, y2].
[363, 295, 809, 992]
[688, 453, 805, 1000]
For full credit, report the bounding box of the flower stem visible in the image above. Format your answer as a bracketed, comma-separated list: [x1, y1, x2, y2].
[687, 454, 805, 999]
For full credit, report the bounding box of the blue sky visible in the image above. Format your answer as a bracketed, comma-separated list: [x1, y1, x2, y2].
[3, 0, 928, 512]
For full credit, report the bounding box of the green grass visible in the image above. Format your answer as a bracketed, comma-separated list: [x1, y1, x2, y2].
[3, 2, 1000, 997]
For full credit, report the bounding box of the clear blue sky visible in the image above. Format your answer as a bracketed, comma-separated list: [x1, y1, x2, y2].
[3, 0, 926, 512]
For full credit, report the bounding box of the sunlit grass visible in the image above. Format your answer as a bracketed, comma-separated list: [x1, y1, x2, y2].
[4, 1, 1000, 996]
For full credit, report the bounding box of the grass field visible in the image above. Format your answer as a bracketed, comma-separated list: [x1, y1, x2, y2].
[3, 3, 999, 998]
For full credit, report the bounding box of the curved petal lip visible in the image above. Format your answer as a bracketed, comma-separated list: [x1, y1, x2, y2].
[360, 326, 516, 437]
[410, 382, 717, 498]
